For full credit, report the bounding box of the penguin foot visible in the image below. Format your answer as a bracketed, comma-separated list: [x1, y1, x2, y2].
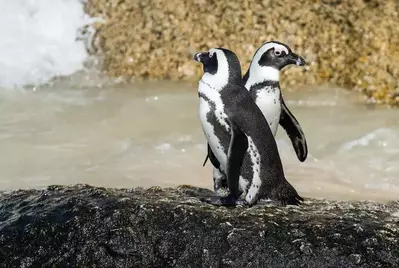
[201, 194, 247, 207]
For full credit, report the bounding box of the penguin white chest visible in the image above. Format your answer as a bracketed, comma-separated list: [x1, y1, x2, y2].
[198, 82, 230, 171]
[255, 86, 281, 136]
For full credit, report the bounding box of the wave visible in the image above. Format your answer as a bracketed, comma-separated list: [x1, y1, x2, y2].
[0, 0, 97, 88]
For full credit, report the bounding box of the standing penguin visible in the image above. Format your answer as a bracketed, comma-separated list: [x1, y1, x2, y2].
[194, 47, 303, 206]
[204, 41, 308, 195]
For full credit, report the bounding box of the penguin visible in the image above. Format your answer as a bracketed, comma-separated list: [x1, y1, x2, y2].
[203, 41, 308, 195]
[193, 47, 303, 206]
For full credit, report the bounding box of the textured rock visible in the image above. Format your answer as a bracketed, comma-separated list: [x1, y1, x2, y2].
[1, 184, 399, 267]
[84, 0, 399, 106]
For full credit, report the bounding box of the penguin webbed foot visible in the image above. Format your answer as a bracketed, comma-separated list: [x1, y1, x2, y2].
[201, 194, 247, 207]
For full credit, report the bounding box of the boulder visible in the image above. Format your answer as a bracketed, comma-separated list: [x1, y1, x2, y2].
[84, 0, 399, 105]
[1, 184, 399, 267]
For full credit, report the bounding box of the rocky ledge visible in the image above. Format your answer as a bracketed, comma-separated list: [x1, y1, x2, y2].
[0, 184, 399, 267]
[84, 0, 399, 105]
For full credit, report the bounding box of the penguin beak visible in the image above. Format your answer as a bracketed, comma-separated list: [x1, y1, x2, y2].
[288, 52, 306, 66]
[193, 52, 204, 62]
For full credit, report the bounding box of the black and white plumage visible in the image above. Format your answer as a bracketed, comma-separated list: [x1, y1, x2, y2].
[244, 41, 308, 159]
[194, 47, 303, 206]
[203, 41, 308, 195]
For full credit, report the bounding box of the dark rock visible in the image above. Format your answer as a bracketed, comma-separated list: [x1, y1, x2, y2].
[0, 184, 398, 267]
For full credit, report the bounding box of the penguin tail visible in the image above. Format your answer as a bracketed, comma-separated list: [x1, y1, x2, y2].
[275, 183, 304, 206]
[282, 193, 304, 206]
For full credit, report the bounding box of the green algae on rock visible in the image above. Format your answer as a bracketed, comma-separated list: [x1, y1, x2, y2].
[0, 184, 399, 267]
[84, 0, 399, 106]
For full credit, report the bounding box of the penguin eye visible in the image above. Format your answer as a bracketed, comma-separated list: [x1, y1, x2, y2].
[274, 50, 281, 57]
[209, 52, 213, 58]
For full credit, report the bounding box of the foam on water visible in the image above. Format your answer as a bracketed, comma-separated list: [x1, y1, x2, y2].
[0, 0, 93, 88]
[339, 128, 397, 152]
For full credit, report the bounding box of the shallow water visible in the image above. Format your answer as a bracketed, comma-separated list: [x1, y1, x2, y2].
[0, 72, 398, 202]
[2, 0, 397, 202]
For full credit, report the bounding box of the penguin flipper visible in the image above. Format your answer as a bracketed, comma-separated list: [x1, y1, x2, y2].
[226, 121, 248, 199]
[279, 97, 308, 162]
[202, 155, 209, 167]
[203, 144, 227, 194]
[203, 143, 221, 168]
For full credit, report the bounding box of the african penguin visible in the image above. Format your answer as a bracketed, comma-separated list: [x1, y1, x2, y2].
[193, 47, 303, 206]
[203, 41, 308, 195]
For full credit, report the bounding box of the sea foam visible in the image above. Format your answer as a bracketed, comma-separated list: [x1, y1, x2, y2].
[0, 0, 94, 88]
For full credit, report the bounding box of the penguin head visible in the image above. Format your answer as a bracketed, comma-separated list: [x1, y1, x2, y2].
[246, 41, 306, 83]
[193, 48, 242, 89]
[256, 41, 306, 70]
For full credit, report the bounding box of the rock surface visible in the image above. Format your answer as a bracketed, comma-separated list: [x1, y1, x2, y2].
[1, 184, 399, 267]
[84, 0, 399, 105]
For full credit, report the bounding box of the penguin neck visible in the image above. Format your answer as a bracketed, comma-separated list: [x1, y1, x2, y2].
[198, 79, 222, 106]
[244, 65, 280, 89]
[200, 72, 243, 93]
[200, 72, 228, 92]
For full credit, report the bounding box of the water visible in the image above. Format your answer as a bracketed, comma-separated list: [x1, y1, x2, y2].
[0, 76, 398, 201]
[0, 0, 398, 202]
